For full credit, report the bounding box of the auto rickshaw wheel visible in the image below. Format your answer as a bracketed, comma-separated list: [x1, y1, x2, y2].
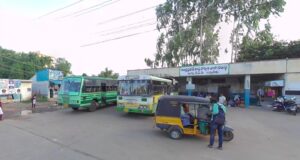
[223, 131, 234, 141]
[89, 100, 98, 112]
[168, 127, 183, 140]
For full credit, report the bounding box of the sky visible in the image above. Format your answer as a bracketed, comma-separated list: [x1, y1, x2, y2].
[0, 0, 300, 76]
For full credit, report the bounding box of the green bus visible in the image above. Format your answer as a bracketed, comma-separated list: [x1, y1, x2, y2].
[116, 75, 172, 115]
[60, 76, 117, 111]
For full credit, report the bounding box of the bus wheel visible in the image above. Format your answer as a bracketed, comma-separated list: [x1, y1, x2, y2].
[72, 107, 79, 111]
[89, 101, 98, 112]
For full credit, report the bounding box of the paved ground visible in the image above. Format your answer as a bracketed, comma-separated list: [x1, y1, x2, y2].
[1, 101, 62, 119]
[0, 105, 299, 160]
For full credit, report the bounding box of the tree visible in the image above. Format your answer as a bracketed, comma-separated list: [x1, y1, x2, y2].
[237, 39, 300, 62]
[0, 46, 72, 79]
[236, 21, 300, 61]
[224, 0, 286, 62]
[98, 68, 119, 79]
[82, 73, 88, 76]
[145, 0, 286, 67]
[54, 58, 72, 76]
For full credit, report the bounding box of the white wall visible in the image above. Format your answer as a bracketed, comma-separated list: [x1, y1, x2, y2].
[20, 82, 32, 101]
[230, 59, 287, 75]
[285, 73, 300, 104]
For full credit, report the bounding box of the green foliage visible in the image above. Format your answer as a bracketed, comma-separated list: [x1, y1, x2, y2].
[237, 33, 300, 62]
[54, 58, 72, 76]
[0, 46, 72, 79]
[145, 0, 286, 67]
[98, 67, 119, 79]
[82, 73, 88, 76]
[36, 95, 48, 102]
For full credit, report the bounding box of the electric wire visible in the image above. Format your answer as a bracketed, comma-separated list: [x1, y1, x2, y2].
[94, 18, 154, 34]
[98, 22, 156, 37]
[81, 29, 157, 47]
[97, 5, 157, 25]
[74, 0, 121, 17]
[37, 0, 84, 19]
[64, 0, 113, 17]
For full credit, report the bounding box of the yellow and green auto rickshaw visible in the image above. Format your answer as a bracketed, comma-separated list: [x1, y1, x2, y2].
[154, 95, 234, 141]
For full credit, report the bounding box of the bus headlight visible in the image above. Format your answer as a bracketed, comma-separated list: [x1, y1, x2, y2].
[138, 105, 148, 110]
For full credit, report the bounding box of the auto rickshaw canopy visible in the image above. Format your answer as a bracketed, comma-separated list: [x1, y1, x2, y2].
[156, 95, 210, 117]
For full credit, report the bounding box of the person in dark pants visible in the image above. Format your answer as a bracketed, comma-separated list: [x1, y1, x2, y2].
[32, 95, 36, 110]
[208, 98, 227, 150]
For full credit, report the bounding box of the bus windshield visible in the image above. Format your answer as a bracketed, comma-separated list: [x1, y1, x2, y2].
[63, 78, 82, 93]
[119, 80, 149, 96]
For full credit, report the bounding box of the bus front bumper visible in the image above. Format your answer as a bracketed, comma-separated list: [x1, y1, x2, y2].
[68, 104, 81, 108]
[116, 106, 153, 114]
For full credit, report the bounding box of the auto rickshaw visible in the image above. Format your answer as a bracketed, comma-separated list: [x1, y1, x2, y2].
[154, 95, 234, 141]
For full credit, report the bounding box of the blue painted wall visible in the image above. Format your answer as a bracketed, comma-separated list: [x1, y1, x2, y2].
[36, 69, 63, 82]
[36, 69, 49, 81]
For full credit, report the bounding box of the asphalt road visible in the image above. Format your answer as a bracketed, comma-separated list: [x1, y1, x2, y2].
[0, 106, 299, 160]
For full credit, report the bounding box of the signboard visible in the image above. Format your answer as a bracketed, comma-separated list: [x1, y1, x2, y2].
[49, 70, 64, 80]
[180, 64, 229, 76]
[265, 80, 284, 87]
[0, 79, 22, 95]
[186, 83, 195, 90]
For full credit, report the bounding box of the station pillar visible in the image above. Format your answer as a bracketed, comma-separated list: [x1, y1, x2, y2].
[244, 75, 251, 108]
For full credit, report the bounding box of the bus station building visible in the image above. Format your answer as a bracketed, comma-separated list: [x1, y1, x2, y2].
[31, 69, 64, 99]
[127, 58, 300, 107]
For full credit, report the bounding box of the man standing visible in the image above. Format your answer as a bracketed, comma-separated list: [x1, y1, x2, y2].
[208, 99, 227, 150]
[257, 88, 264, 106]
[32, 95, 37, 110]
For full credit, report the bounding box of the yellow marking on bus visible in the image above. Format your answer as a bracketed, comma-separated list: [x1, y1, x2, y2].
[63, 104, 69, 108]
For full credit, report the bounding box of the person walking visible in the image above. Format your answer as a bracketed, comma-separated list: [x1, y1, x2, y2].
[208, 98, 227, 150]
[0, 100, 3, 121]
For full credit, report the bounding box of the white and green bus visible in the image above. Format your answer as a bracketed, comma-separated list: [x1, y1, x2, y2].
[116, 75, 172, 114]
[60, 76, 117, 111]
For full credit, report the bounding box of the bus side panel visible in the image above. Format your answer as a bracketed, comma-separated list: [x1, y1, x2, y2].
[103, 91, 117, 104]
[80, 93, 102, 107]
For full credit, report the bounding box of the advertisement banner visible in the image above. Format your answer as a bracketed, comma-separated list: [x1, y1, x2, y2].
[180, 64, 229, 76]
[49, 70, 64, 80]
[265, 80, 284, 87]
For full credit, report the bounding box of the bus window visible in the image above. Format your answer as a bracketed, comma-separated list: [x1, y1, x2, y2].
[63, 78, 81, 93]
[101, 83, 106, 92]
[119, 80, 131, 96]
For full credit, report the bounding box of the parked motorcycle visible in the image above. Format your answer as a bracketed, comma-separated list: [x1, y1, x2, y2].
[272, 96, 298, 115]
